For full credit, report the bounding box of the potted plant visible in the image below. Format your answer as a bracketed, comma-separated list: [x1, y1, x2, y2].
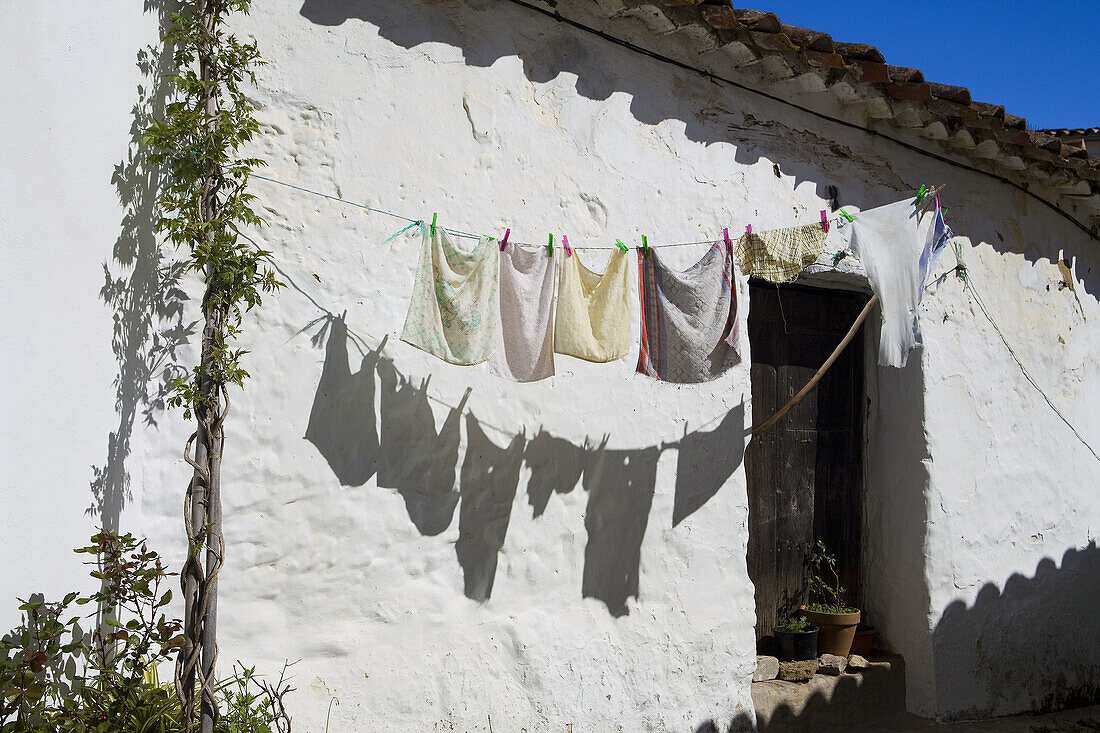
[800, 540, 861, 657]
[772, 614, 818, 662]
[851, 624, 876, 657]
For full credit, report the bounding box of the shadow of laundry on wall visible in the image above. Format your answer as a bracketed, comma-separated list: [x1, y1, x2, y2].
[303, 312, 745, 615]
[582, 444, 661, 617]
[456, 415, 526, 601]
[673, 401, 746, 527]
[377, 360, 468, 537]
[304, 316, 383, 487]
[523, 428, 587, 518]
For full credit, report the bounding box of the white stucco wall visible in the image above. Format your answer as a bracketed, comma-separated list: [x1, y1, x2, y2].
[2, 0, 1098, 730]
[0, 3, 161, 620]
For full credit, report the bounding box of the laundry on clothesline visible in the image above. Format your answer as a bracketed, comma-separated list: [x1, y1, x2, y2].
[401, 223, 499, 365]
[637, 241, 741, 383]
[846, 195, 949, 368]
[490, 239, 558, 382]
[736, 221, 829, 283]
[554, 247, 632, 363]
[393, 192, 953, 377]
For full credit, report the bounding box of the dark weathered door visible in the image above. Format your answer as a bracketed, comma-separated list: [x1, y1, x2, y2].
[745, 281, 866, 644]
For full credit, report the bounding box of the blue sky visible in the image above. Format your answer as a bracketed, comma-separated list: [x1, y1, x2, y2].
[767, 1, 1098, 129]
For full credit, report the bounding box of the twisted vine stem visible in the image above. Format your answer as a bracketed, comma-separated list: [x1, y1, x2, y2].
[143, 1, 278, 731]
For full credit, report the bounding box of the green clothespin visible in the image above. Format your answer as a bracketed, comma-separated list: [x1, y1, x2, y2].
[916, 184, 928, 205]
[547, 233, 554, 258]
[615, 239, 628, 252]
[838, 208, 854, 222]
[431, 213, 438, 237]
[954, 240, 968, 283]
[641, 235, 650, 257]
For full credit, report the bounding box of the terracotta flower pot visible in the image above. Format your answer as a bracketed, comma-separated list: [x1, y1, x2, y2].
[800, 606, 861, 657]
[850, 625, 876, 657]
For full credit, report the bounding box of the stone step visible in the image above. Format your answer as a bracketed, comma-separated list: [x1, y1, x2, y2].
[752, 652, 906, 732]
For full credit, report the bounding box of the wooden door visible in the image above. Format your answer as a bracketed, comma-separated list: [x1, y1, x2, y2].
[745, 281, 866, 644]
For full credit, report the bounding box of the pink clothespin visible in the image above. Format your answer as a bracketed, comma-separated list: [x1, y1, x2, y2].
[820, 210, 829, 233]
[746, 224, 752, 235]
[562, 235, 573, 257]
[723, 227, 731, 252]
[499, 228, 510, 252]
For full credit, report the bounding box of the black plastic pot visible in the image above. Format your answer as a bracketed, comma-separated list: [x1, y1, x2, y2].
[772, 626, 818, 662]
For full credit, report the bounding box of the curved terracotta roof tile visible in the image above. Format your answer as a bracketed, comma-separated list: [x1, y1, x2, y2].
[832, 42, 885, 63]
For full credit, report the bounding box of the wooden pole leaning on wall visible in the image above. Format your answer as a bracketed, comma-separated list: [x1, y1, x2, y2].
[751, 293, 880, 437]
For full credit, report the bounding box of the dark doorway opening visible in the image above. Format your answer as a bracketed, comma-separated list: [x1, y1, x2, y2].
[745, 280, 867, 650]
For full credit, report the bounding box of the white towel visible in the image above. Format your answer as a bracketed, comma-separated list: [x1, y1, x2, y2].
[490, 244, 557, 382]
[848, 198, 933, 368]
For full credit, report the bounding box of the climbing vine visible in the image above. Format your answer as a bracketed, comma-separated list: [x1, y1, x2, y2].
[143, 1, 278, 730]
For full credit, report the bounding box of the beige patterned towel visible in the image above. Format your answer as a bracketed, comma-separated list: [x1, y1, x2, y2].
[736, 222, 828, 283]
[401, 224, 499, 365]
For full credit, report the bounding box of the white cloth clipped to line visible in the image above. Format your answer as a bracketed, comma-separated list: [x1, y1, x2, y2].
[847, 196, 949, 368]
[490, 242, 558, 382]
[401, 223, 499, 365]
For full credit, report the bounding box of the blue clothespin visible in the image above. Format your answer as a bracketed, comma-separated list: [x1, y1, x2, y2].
[547, 233, 554, 258]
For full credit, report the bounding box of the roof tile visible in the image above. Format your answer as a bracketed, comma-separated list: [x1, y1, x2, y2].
[928, 83, 972, 106]
[730, 9, 782, 32]
[699, 3, 742, 30]
[888, 65, 925, 84]
[779, 24, 834, 51]
[579, 1, 1099, 221]
[886, 82, 932, 102]
[833, 42, 885, 63]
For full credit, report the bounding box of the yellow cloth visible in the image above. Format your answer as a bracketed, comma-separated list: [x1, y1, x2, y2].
[554, 248, 631, 363]
[736, 223, 828, 283]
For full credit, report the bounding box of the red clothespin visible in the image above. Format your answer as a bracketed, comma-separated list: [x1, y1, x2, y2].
[820, 210, 829, 233]
[562, 235, 573, 257]
[499, 228, 510, 252]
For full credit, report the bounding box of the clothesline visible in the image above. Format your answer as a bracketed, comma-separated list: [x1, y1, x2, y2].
[250, 180, 1099, 464]
[251, 173, 851, 251]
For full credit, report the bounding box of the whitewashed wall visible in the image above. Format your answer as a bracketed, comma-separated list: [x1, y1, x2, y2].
[0, 3, 162, 621]
[2, 0, 1097, 730]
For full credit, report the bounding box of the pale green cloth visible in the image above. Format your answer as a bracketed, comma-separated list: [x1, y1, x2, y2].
[401, 224, 499, 365]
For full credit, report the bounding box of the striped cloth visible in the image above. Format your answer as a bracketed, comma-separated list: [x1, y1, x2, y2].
[736, 222, 828, 283]
[637, 242, 741, 383]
